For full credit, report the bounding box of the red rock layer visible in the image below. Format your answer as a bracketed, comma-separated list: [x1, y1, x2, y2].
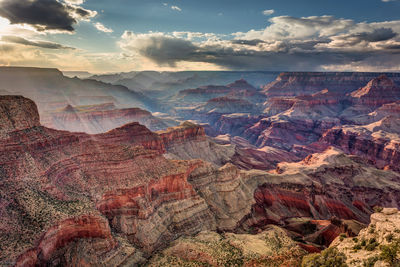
[320, 128, 400, 170]
[158, 121, 206, 148]
[15, 215, 115, 267]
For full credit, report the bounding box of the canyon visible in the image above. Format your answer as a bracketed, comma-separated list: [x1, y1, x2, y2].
[1, 68, 400, 266]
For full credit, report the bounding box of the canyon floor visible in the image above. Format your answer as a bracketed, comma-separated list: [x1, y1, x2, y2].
[1, 68, 400, 266]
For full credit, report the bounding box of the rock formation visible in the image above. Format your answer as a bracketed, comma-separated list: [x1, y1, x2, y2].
[41, 103, 174, 134]
[311, 208, 400, 267]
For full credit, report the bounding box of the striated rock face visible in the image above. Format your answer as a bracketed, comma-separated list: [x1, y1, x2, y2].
[350, 75, 400, 107]
[320, 122, 400, 171]
[0, 96, 40, 138]
[15, 215, 118, 266]
[263, 72, 400, 97]
[41, 104, 173, 133]
[325, 208, 400, 267]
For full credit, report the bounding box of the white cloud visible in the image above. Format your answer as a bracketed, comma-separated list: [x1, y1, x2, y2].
[262, 9, 275, 16]
[171, 5, 182, 11]
[94, 22, 113, 33]
[63, 0, 85, 4]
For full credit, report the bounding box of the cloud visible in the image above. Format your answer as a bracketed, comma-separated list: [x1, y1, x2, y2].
[1, 35, 75, 49]
[171, 6, 182, 11]
[0, 0, 96, 32]
[94, 22, 113, 33]
[327, 28, 397, 47]
[118, 15, 400, 72]
[119, 31, 197, 67]
[262, 9, 275, 16]
[63, 0, 85, 4]
[382, 0, 399, 2]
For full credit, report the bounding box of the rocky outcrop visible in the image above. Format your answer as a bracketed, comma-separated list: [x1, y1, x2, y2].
[324, 208, 400, 266]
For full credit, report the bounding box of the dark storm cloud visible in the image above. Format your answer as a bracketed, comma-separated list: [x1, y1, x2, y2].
[1, 36, 75, 50]
[0, 0, 96, 32]
[121, 32, 198, 67]
[333, 28, 397, 46]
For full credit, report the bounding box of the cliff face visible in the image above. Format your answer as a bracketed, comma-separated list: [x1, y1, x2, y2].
[263, 72, 400, 97]
[320, 123, 400, 171]
[350, 75, 400, 107]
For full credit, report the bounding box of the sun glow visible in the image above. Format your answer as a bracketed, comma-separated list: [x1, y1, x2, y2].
[0, 17, 10, 35]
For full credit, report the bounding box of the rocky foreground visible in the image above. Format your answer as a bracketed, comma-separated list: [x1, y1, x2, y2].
[303, 208, 400, 267]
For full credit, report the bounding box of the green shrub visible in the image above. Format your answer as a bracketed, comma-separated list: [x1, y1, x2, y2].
[352, 237, 358, 243]
[373, 206, 383, 213]
[380, 239, 400, 265]
[365, 238, 378, 251]
[363, 256, 379, 267]
[301, 247, 348, 267]
[361, 239, 367, 246]
[340, 233, 347, 242]
[386, 233, 394, 243]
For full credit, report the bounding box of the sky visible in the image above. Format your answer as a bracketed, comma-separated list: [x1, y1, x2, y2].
[0, 0, 399, 73]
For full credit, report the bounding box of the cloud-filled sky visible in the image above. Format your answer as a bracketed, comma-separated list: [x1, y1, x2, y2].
[0, 0, 399, 73]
